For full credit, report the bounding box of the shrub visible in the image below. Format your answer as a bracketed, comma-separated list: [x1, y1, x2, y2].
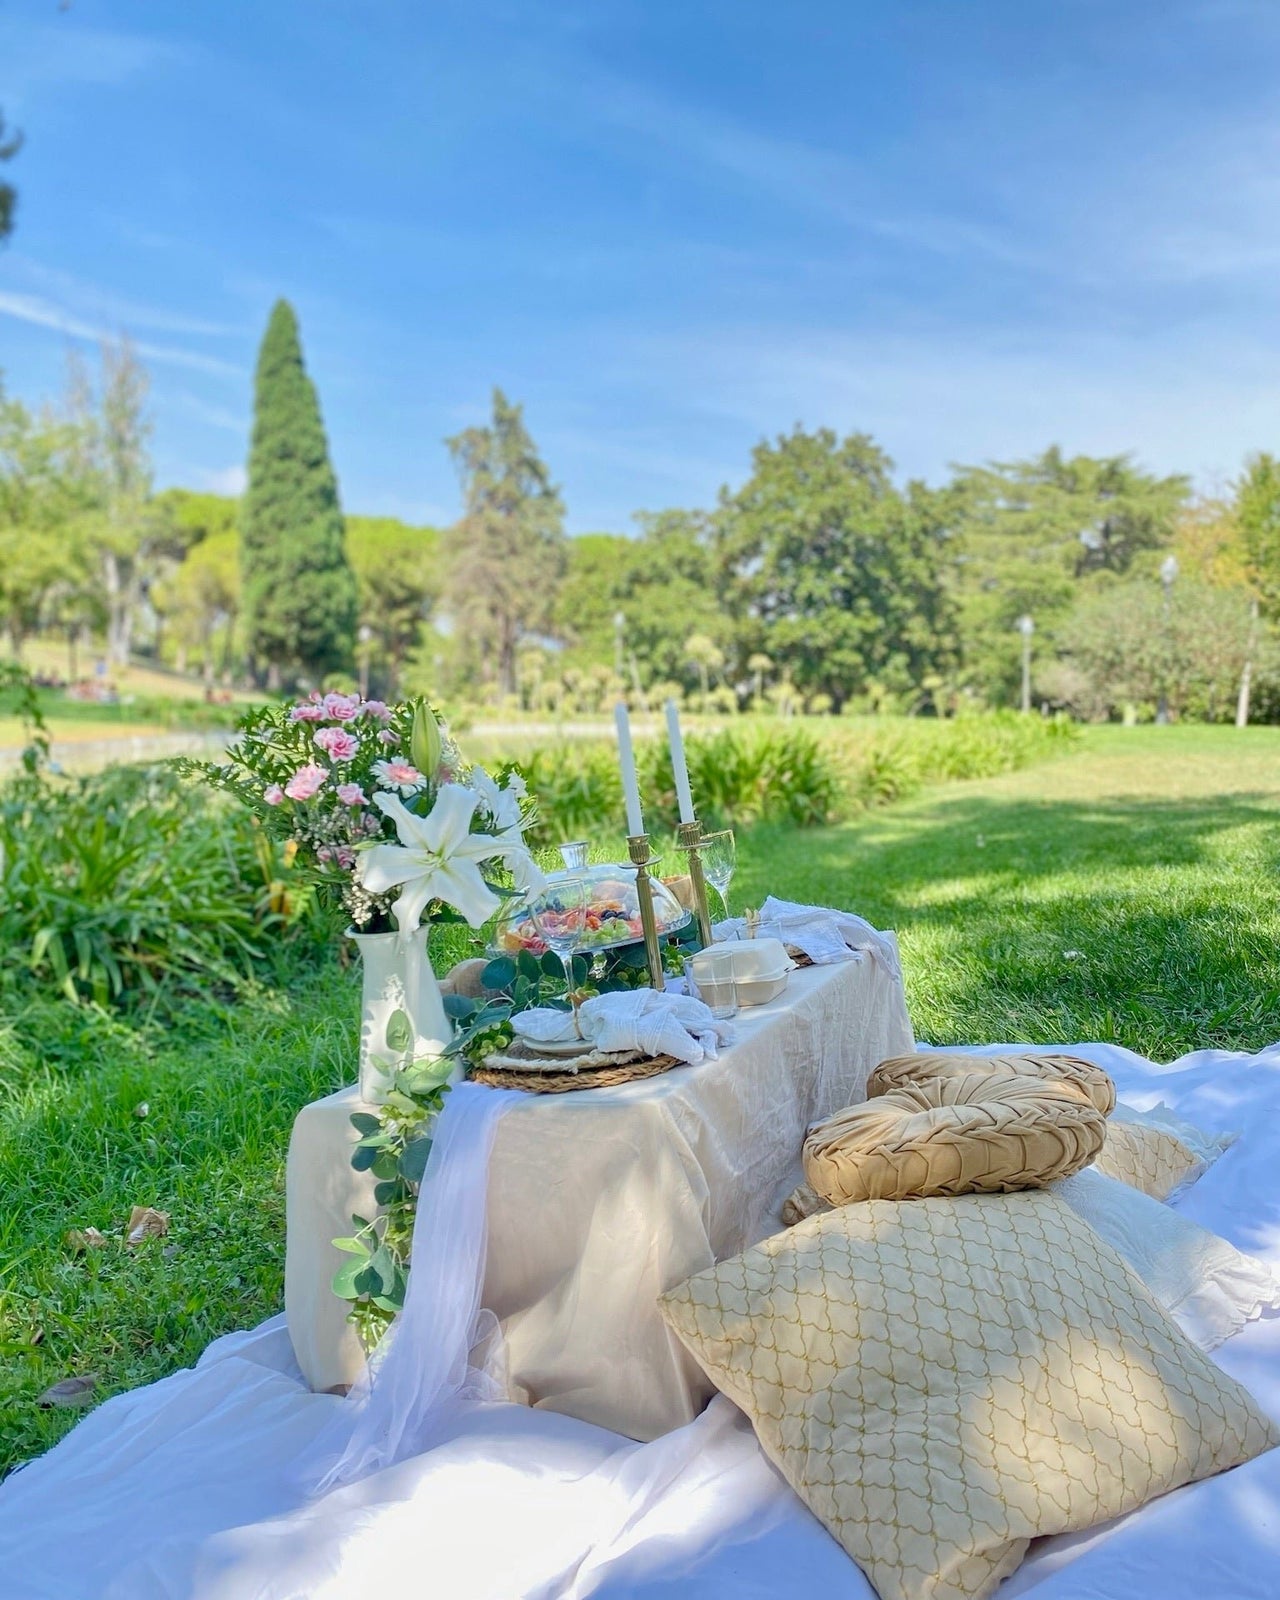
[0, 763, 303, 1006]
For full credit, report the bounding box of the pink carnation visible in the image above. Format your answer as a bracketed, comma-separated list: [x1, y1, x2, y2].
[378, 729, 399, 746]
[361, 699, 391, 721]
[263, 783, 285, 806]
[373, 758, 423, 794]
[323, 692, 362, 722]
[314, 726, 359, 761]
[335, 847, 357, 870]
[289, 703, 326, 723]
[284, 763, 328, 802]
[336, 782, 367, 806]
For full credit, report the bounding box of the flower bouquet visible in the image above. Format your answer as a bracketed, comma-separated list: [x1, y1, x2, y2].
[208, 691, 543, 937]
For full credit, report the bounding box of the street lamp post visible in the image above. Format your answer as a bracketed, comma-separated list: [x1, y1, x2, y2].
[1017, 615, 1034, 714]
[1156, 555, 1178, 725]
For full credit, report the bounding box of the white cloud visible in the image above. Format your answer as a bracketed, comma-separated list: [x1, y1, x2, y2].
[0, 291, 241, 379]
[0, 22, 181, 108]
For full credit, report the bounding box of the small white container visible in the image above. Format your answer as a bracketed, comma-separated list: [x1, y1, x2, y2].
[690, 939, 794, 1009]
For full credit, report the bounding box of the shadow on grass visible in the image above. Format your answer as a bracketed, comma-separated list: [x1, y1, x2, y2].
[738, 791, 1280, 1057]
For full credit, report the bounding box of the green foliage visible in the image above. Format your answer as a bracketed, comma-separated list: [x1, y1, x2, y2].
[1048, 579, 1267, 723]
[241, 300, 358, 685]
[0, 659, 49, 772]
[0, 110, 19, 241]
[714, 428, 960, 709]
[0, 763, 292, 1007]
[445, 388, 565, 698]
[509, 715, 1075, 845]
[949, 448, 1190, 703]
[1237, 453, 1280, 615]
[346, 515, 441, 697]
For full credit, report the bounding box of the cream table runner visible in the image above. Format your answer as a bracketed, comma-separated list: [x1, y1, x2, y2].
[285, 950, 913, 1441]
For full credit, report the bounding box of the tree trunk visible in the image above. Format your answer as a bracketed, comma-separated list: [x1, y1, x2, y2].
[102, 551, 130, 667]
[1236, 596, 1259, 728]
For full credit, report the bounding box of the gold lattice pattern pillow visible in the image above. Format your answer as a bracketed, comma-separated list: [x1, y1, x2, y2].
[869, 1049, 1116, 1116]
[803, 1071, 1105, 1205]
[1093, 1119, 1203, 1199]
[659, 1191, 1279, 1600]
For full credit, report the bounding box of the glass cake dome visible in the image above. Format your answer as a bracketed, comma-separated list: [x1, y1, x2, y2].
[494, 857, 692, 958]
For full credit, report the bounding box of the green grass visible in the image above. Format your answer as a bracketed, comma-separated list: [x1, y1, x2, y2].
[4, 723, 1280, 1472]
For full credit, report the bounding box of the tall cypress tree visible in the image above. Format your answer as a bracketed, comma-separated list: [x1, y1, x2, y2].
[241, 300, 357, 686]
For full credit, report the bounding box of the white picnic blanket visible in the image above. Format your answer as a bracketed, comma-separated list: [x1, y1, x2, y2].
[5, 1040, 1280, 1599]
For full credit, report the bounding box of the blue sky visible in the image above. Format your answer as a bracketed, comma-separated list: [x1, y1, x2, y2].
[2, 0, 1279, 531]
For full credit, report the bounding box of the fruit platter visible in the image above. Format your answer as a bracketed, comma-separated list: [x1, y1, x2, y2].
[495, 863, 692, 957]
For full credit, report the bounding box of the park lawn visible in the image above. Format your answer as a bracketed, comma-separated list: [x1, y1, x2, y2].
[4, 723, 1280, 1471]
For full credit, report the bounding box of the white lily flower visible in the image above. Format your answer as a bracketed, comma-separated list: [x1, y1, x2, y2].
[469, 765, 524, 833]
[359, 784, 545, 933]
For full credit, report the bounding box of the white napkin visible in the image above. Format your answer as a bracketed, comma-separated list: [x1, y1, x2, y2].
[515, 991, 734, 1066]
[716, 895, 901, 980]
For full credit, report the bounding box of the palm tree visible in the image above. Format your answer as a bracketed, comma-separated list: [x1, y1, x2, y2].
[685, 633, 724, 713]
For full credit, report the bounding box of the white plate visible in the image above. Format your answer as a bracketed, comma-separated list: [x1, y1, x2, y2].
[511, 1015, 584, 1055]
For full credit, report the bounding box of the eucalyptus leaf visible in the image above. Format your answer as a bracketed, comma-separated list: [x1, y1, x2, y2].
[618, 941, 650, 969]
[331, 1258, 367, 1300]
[443, 994, 478, 1020]
[331, 1235, 371, 1256]
[370, 1148, 400, 1181]
[540, 950, 563, 979]
[373, 1179, 403, 1207]
[366, 1243, 396, 1295]
[353, 1262, 382, 1298]
[571, 954, 590, 984]
[398, 1135, 432, 1184]
[350, 1143, 379, 1172]
[516, 948, 542, 982]
[482, 956, 517, 991]
[349, 1112, 382, 1137]
[384, 1009, 413, 1054]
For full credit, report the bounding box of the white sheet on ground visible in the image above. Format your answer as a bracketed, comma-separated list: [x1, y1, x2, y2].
[5, 1041, 1280, 1599]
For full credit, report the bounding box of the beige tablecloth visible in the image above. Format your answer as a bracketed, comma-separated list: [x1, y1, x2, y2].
[285, 952, 913, 1440]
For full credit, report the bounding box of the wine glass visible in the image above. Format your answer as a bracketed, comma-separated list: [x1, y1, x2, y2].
[701, 829, 737, 921]
[528, 876, 589, 1037]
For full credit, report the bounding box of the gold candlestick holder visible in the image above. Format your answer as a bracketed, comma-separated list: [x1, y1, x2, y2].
[675, 819, 714, 949]
[627, 833, 668, 991]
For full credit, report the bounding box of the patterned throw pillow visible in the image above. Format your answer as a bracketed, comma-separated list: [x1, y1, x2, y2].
[868, 1049, 1116, 1116]
[1094, 1105, 1237, 1200]
[803, 1072, 1105, 1204]
[660, 1192, 1279, 1600]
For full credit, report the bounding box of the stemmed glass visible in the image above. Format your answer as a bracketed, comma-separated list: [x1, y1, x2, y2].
[528, 876, 589, 1037]
[701, 829, 737, 920]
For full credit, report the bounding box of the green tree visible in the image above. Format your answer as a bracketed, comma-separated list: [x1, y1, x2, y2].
[0, 112, 20, 242]
[950, 448, 1189, 704]
[446, 389, 564, 699]
[714, 428, 958, 709]
[345, 515, 441, 698]
[0, 381, 94, 657]
[552, 511, 725, 697]
[1236, 455, 1280, 612]
[241, 300, 357, 687]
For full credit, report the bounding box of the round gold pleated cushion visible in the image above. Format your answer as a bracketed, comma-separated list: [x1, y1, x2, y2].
[803, 1072, 1107, 1205]
[868, 1048, 1116, 1117]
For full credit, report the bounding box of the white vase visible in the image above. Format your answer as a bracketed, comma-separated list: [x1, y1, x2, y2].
[351, 926, 456, 1106]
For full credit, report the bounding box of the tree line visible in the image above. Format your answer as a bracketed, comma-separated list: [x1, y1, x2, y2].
[3, 296, 1279, 722]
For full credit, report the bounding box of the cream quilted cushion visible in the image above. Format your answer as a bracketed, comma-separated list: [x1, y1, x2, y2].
[659, 1191, 1279, 1600]
[869, 1049, 1116, 1116]
[804, 1071, 1105, 1204]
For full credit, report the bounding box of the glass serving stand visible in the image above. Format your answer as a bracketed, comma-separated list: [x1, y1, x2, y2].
[495, 861, 692, 958]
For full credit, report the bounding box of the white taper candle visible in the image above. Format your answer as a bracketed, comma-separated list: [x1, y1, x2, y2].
[664, 698, 695, 824]
[614, 702, 645, 837]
